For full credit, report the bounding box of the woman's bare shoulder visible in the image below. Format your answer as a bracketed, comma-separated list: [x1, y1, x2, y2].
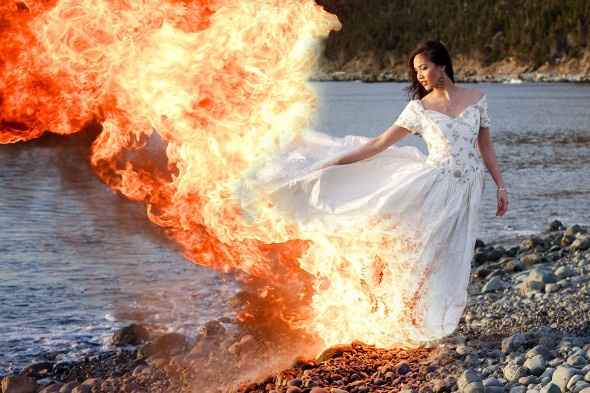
[460, 86, 485, 101]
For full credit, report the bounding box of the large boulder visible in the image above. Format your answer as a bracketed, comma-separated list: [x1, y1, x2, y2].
[112, 324, 150, 346]
[546, 220, 565, 232]
[140, 333, 189, 358]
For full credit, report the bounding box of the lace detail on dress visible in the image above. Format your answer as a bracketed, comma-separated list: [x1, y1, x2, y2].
[406, 93, 490, 184]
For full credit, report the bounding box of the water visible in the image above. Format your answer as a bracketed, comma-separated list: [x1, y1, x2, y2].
[0, 133, 239, 374]
[1, 82, 589, 374]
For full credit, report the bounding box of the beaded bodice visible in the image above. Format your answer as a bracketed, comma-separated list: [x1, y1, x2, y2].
[394, 94, 491, 183]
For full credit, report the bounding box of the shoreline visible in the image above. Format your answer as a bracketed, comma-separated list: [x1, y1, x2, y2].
[310, 52, 590, 84]
[2, 220, 590, 393]
[309, 71, 590, 84]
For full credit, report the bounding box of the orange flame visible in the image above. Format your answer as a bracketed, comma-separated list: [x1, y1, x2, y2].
[1, 0, 430, 351]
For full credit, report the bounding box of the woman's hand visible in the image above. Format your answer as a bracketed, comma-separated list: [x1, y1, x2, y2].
[496, 188, 508, 216]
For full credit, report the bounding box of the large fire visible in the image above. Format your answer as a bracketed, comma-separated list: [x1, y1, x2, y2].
[0, 0, 426, 351]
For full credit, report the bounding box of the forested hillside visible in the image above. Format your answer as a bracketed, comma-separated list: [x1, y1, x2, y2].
[314, 0, 590, 81]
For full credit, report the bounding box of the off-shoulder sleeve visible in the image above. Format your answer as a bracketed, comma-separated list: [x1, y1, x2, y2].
[479, 95, 491, 128]
[393, 100, 421, 135]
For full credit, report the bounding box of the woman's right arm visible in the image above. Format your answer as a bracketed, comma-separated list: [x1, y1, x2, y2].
[324, 125, 411, 167]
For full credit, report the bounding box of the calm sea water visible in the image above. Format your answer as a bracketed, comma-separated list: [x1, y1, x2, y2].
[1, 82, 589, 374]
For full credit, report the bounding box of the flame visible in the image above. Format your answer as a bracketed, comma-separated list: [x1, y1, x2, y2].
[0, 0, 430, 350]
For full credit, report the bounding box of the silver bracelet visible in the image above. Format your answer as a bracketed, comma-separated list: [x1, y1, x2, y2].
[497, 186, 507, 191]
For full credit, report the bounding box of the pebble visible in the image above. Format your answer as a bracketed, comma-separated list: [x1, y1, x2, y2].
[528, 268, 557, 284]
[58, 381, 77, 393]
[504, 364, 528, 382]
[520, 280, 545, 296]
[569, 375, 585, 390]
[524, 355, 547, 376]
[397, 361, 411, 375]
[571, 236, 590, 252]
[141, 332, 188, 357]
[483, 377, 503, 387]
[39, 384, 62, 393]
[540, 368, 556, 380]
[457, 345, 473, 355]
[463, 381, 485, 393]
[567, 354, 588, 368]
[519, 375, 540, 384]
[482, 277, 510, 293]
[504, 258, 525, 273]
[547, 220, 566, 232]
[71, 385, 90, 393]
[527, 345, 553, 360]
[111, 324, 149, 346]
[502, 333, 529, 354]
[458, 369, 482, 391]
[1, 375, 38, 393]
[565, 225, 586, 237]
[288, 378, 303, 387]
[552, 365, 578, 392]
[509, 386, 526, 393]
[548, 359, 563, 367]
[540, 383, 561, 393]
[200, 320, 226, 337]
[21, 362, 53, 379]
[555, 266, 576, 279]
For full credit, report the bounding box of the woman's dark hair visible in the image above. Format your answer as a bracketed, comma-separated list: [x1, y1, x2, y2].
[405, 40, 455, 100]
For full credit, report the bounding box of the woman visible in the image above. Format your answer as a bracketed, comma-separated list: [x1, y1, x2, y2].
[240, 40, 508, 346]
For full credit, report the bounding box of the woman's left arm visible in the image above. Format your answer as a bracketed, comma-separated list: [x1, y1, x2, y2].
[478, 127, 509, 216]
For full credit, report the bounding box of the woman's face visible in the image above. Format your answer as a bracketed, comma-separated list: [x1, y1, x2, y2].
[413, 53, 444, 90]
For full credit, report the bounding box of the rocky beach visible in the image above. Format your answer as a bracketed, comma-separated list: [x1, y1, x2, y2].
[2, 220, 590, 393]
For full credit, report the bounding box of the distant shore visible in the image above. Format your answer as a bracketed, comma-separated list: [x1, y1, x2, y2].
[311, 54, 590, 83]
[309, 70, 590, 83]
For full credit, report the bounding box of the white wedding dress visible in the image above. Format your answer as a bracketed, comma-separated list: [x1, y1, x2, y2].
[239, 94, 491, 346]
